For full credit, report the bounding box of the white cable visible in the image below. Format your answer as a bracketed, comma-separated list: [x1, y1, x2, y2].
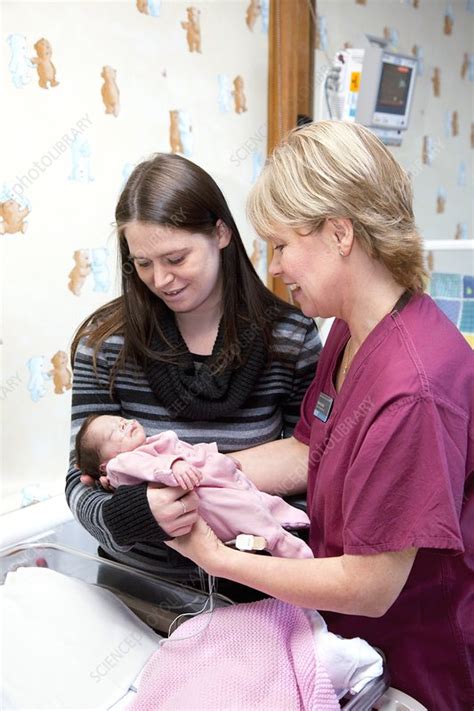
[165, 571, 217, 640]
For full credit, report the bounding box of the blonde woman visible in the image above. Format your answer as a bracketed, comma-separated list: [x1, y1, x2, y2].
[166, 121, 473, 710]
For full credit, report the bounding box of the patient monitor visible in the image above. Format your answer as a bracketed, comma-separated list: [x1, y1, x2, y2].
[323, 36, 417, 146]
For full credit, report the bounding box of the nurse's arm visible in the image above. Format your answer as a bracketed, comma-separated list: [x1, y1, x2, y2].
[218, 546, 418, 617]
[230, 436, 309, 496]
[167, 519, 417, 618]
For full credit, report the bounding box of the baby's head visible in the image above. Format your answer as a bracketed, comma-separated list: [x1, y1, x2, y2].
[75, 414, 146, 480]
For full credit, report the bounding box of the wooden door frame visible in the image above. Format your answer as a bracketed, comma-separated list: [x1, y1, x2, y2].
[266, 0, 316, 300]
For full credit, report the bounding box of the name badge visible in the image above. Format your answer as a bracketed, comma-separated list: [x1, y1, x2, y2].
[313, 392, 334, 423]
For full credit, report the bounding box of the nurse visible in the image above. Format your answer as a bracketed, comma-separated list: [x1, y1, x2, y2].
[167, 120, 474, 710]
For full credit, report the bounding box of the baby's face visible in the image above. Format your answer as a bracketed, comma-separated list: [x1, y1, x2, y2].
[89, 416, 147, 462]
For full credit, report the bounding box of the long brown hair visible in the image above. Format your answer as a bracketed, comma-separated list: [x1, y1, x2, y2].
[71, 153, 292, 387]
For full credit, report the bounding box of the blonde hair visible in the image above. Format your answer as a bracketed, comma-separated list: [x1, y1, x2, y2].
[248, 120, 427, 292]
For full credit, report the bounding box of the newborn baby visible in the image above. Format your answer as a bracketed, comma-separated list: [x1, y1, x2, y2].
[75, 414, 312, 559]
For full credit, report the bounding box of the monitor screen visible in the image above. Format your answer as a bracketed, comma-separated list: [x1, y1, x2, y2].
[375, 63, 413, 116]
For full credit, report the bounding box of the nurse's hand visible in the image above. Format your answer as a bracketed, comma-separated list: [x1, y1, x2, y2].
[147, 483, 199, 537]
[165, 516, 226, 575]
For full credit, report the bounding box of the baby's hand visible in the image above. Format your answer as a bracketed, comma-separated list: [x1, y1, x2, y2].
[171, 460, 203, 490]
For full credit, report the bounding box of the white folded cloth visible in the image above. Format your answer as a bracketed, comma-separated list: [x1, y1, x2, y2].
[303, 608, 384, 698]
[1, 567, 161, 710]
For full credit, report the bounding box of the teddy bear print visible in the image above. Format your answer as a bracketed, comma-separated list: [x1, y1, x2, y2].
[69, 135, 94, 183]
[49, 351, 72, 394]
[169, 110, 184, 154]
[218, 74, 232, 113]
[252, 151, 264, 182]
[431, 67, 441, 97]
[101, 66, 120, 117]
[136, 0, 161, 16]
[232, 75, 247, 114]
[260, 0, 269, 32]
[178, 111, 193, 157]
[452, 110, 459, 137]
[315, 15, 328, 51]
[422, 136, 433, 165]
[382, 27, 399, 49]
[181, 6, 201, 53]
[444, 9, 453, 35]
[250, 239, 262, 269]
[454, 223, 467, 241]
[436, 189, 446, 214]
[31, 38, 59, 89]
[148, 0, 161, 14]
[7, 34, 34, 88]
[246, 0, 261, 31]
[0, 199, 29, 234]
[68, 249, 91, 296]
[27, 356, 49, 402]
[136, 0, 149, 13]
[91, 247, 110, 292]
[411, 45, 424, 76]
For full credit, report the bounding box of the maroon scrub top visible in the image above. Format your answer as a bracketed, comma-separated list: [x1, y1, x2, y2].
[295, 294, 473, 710]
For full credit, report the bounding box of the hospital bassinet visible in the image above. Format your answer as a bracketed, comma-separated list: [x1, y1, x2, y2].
[0, 542, 390, 710]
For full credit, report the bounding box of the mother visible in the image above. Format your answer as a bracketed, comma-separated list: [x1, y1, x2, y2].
[167, 121, 474, 709]
[66, 153, 321, 596]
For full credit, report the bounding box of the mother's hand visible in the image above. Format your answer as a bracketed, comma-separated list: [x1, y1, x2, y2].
[147, 483, 199, 538]
[165, 516, 226, 575]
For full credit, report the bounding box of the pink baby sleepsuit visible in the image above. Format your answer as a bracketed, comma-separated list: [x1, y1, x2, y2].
[106, 430, 312, 559]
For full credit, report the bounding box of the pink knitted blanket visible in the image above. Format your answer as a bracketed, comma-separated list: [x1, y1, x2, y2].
[129, 598, 340, 710]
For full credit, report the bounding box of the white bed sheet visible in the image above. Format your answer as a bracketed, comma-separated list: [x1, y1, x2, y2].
[0, 567, 160, 710]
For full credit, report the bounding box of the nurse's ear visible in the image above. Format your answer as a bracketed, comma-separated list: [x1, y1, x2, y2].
[215, 219, 232, 249]
[329, 218, 354, 257]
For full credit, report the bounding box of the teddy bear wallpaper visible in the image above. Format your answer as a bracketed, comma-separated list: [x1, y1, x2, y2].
[2, 0, 473, 513]
[1, 0, 269, 513]
[100, 65, 120, 117]
[68, 249, 92, 297]
[31, 37, 59, 89]
[0, 199, 29, 234]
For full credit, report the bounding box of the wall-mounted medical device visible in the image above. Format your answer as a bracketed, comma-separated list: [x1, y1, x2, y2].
[326, 48, 365, 123]
[322, 36, 418, 147]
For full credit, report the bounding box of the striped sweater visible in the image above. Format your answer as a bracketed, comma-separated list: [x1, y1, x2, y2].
[65, 311, 321, 578]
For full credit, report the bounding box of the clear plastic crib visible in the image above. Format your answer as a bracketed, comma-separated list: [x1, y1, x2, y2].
[0, 542, 424, 710]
